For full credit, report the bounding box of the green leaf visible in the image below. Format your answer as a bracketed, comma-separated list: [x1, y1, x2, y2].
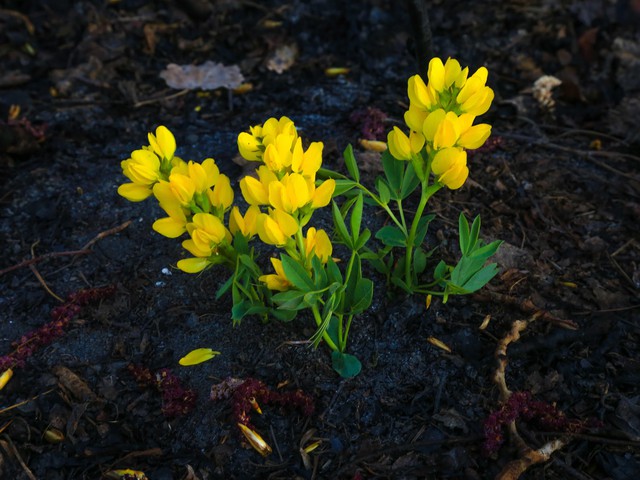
[333, 179, 357, 196]
[216, 275, 234, 300]
[463, 263, 500, 292]
[375, 177, 391, 205]
[413, 247, 428, 275]
[451, 255, 486, 287]
[350, 192, 364, 243]
[280, 254, 315, 291]
[343, 144, 360, 182]
[375, 225, 406, 247]
[272, 289, 309, 311]
[331, 351, 362, 378]
[458, 213, 470, 255]
[381, 149, 403, 198]
[326, 258, 343, 285]
[468, 215, 481, 254]
[238, 254, 261, 276]
[413, 214, 435, 247]
[400, 162, 421, 199]
[354, 228, 371, 251]
[332, 200, 353, 248]
[433, 260, 448, 281]
[469, 240, 502, 260]
[232, 233, 249, 255]
[270, 308, 297, 322]
[311, 255, 328, 289]
[349, 278, 373, 315]
[232, 300, 268, 322]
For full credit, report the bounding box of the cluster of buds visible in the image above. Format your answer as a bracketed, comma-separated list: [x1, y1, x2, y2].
[0, 286, 116, 374]
[118, 126, 235, 273]
[128, 364, 197, 417]
[387, 57, 494, 189]
[483, 390, 601, 455]
[236, 116, 335, 291]
[210, 377, 314, 456]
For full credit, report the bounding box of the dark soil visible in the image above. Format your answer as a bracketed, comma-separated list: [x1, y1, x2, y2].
[1, 1, 639, 479]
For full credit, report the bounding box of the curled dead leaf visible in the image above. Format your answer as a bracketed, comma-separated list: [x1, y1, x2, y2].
[267, 44, 298, 74]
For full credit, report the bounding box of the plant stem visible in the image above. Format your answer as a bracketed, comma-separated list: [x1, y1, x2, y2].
[355, 184, 406, 235]
[311, 304, 339, 351]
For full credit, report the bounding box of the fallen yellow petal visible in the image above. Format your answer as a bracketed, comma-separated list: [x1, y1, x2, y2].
[427, 336, 452, 353]
[179, 348, 220, 366]
[479, 315, 492, 330]
[425, 294, 432, 310]
[238, 423, 272, 457]
[106, 469, 148, 480]
[44, 427, 65, 444]
[0, 369, 13, 391]
[325, 67, 350, 77]
[303, 440, 322, 453]
[359, 139, 387, 152]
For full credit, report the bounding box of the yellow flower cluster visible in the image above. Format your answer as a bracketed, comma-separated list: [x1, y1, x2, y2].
[118, 126, 235, 273]
[387, 57, 494, 189]
[237, 117, 335, 291]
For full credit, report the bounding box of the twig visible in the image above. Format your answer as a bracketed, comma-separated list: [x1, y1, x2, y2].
[472, 291, 578, 330]
[0, 249, 91, 276]
[133, 89, 189, 109]
[81, 220, 132, 250]
[29, 264, 64, 302]
[0, 435, 37, 480]
[0, 8, 35, 35]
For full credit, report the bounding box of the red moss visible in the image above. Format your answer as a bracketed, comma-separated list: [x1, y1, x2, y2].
[128, 364, 197, 418]
[0, 285, 116, 371]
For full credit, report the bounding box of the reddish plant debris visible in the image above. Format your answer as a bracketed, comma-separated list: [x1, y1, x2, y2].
[0, 285, 116, 372]
[128, 364, 197, 418]
[468, 135, 503, 157]
[210, 377, 314, 429]
[349, 107, 388, 141]
[483, 390, 602, 455]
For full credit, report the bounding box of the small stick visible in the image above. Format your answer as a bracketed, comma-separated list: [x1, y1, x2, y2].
[0, 249, 91, 276]
[81, 220, 132, 250]
[29, 264, 64, 302]
[133, 89, 189, 109]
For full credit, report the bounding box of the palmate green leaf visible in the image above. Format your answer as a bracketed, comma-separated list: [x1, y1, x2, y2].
[458, 213, 470, 255]
[469, 215, 481, 254]
[343, 144, 360, 182]
[280, 254, 315, 291]
[451, 255, 486, 287]
[375, 225, 406, 247]
[332, 200, 353, 248]
[331, 351, 362, 378]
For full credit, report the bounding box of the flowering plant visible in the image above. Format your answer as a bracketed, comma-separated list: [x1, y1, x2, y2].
[117, 57, 501, 377]
[323, 57, 502, 299]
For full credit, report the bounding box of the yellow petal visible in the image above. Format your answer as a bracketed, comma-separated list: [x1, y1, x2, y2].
[153, 217, 187, 238]
[118, 183, 153, 202]
[427, 57, 445, 92]
[0, 369, 13, 391]
[240, 175, 268, 205]
[179, 348, 220, 366]
[388, 127, 411, 160]
[237, 423, 272, 457]
[422, 109, 446, 142]
[311, 179, 335, 209]
[443, 58, 461, 88]
[238, 132, 261, 161]
[177, 257, 210, 273]
[458, 123, 491, 150]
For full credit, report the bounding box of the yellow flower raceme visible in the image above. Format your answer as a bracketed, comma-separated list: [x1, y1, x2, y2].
[304, 227, 332, 263]
[263, 133, 297, 172]
[237, 116, 298, 162]
[259, 258, 292, 291]
[118, 149, 162, 201]
[268, 173, 310, 213]
[257, 209, 297, 246]
[177, 213, 232, 273]
[187, 158, 220, 193]
[229, 205, 260, 238]
[431, 147, 469, 190]
[148, 125, 176, 162]
[387, 126, 425, 161]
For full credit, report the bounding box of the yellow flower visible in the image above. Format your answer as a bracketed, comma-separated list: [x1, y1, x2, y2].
[456, 67, 494, 116]
[263, 133, 297, 172]
[310, 179, 335, 209]
[423, 109, 491, 151]
[188, 158, 220, 193]
[304, 227, 332, 263]
[268, 173, 310, 213]
[387, 126, 425, 160]
[118, 149, 162, 201]
[431, 147, 468, 190]
[239, 166, 277, 205]
[148, 125, 176, 161]
[260, 116, 297, 147]
[257, 209, 297, 246]
[152, 181, 190, 237]
[229, 205, 260, 238]
[238, 132, 262, 161]
[186, 213, 231, 255]
[291, 138, 323, 178]
[259, 257, 292, 291]
[237, 116, 298, 163]
[208, 174, 234, 211]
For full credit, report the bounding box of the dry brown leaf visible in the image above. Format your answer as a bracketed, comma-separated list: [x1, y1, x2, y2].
[267, 44, 298, 74]
[160, 61, 244, 90]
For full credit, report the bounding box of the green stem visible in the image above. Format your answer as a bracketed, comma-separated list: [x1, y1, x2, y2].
[341, 314, 354, 351]
[311, 304, 339, 351]
[295, 227, 306, 264]
[355, 184, 407, 235]
[396, 199, 408, 233]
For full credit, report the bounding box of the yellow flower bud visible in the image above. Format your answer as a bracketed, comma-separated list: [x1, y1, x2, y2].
[152, 213, 187, 238]
[121, 149, 161, 185]
[388, 127, 425, 160]
[443, 58, 462, 89]
[458, 123, 491, 150]
[305, 227, 332, 263]
[148, 125, 176, 161]
[188, 213, 229, 253]
[229, 205, 260, 238]
[259, 257, 292, 291]
[404, 104, 428, 132]
[407, 74, 435, 111]
[238, 132, 262, 161]
[427, 57, 445, 92]
[117, 183, 153, 202]
[177, 257, 210, 273]
[257, 210, 297, 246]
